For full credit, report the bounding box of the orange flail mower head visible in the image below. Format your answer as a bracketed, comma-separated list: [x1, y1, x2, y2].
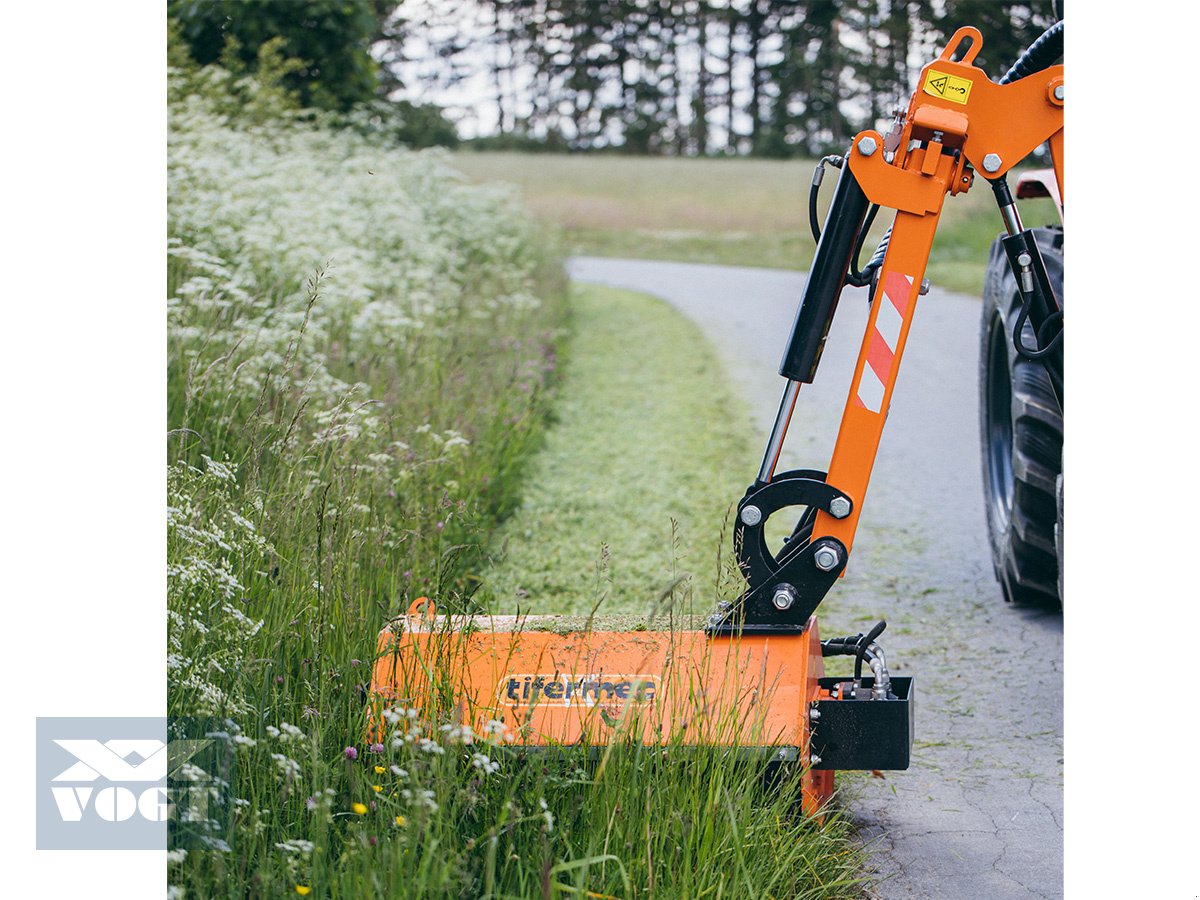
[370, 599, 836, 815]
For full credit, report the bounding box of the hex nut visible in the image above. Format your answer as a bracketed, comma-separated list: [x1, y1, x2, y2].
[829, 497, 851, 519]
[857, 136, 878, 157]
[983, 152, 1003, 173]
[813, 544, 841, 571]
[1053, 84, 1064, 101]
[772, 585, 796, 611]
[740, 505, 763, 526]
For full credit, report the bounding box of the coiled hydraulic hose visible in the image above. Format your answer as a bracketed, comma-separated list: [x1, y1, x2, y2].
[855, 20, 1064, 287]
[998, 21, 1063, 85]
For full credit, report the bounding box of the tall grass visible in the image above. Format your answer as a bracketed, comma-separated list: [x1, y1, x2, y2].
[167, 58, 862, 898]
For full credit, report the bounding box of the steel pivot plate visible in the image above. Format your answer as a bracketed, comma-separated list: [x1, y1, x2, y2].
[708, 469, 851, 635]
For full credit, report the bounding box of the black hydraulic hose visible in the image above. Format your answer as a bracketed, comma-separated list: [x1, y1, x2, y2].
[809, 179, 822, 243]
[1014, 305, 1063, 360]
[809, 155, 845, 244]
[998, 21, 1064, 85]
[854, 620, 887, 682]
[846, 203, 882, 287]
[822, 635, 863, 656]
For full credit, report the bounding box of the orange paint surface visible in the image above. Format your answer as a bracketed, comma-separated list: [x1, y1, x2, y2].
[370, 607, 832, 814]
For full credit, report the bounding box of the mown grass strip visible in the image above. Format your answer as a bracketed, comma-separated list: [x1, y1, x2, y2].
[483, 282, 754, 615]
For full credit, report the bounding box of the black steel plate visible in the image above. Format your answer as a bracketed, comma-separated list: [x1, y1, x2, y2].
[811, 676, 914, 771]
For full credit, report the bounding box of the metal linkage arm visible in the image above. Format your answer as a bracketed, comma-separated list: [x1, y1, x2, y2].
[713, 26, 1063, 635]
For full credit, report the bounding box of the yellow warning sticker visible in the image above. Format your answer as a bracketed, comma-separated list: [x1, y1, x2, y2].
[923, 69, 973, 105]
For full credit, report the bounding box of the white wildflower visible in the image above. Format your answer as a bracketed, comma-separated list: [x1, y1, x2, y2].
[416, 737, 445, 755]
[271, 753, 301, 778]
[440, 722, 474, 744]
[178, 763, 208, 783]
[201, 455, 237, 483]
[470, 753, 500, 775]
[401, 788, 439, 812]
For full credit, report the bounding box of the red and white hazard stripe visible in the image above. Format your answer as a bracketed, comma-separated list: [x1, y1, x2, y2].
[854, 271, 914, 413]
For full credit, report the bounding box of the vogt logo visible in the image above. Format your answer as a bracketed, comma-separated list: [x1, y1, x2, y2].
[37, 717, 169, 850]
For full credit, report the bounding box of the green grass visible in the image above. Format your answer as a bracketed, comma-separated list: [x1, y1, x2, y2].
[451, 151, 1060, 296]
[483, 283, 753, 615]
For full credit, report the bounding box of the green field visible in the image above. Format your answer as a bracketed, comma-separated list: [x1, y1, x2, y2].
[451, 151, 1059, 296]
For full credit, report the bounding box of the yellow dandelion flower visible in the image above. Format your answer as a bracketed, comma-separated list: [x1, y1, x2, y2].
[395, 815, 407, 827]
[295, 887, 311, 896]
[372, 784, 382, 792]
[352, 802, 368, 815]
[374, 765, 386, 774]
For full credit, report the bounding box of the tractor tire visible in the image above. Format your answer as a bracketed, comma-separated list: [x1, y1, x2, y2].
[979, 226, 1063, 606]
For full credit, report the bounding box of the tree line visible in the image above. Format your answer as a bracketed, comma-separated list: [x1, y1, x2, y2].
[168, 0, 1057, 157]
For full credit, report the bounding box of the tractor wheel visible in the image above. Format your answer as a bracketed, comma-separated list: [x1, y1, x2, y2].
[979, 227, 1063, 606]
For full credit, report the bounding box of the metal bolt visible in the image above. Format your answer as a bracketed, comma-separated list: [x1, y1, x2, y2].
[740, 505, 762, 527]
[1017, 252, 1033, 267]
[829, 497, 851, 519]
[884, 151, 895, 164]
[813, 543, 842, 572]
[982, 153, 1003, 173]
[809, 707, 821, 721]
[857, 135, 878, 157]
[1053, 84, 1064, 101]
[919, 278, 930, 295]
[772, 584, 796, 611]
[809, 754, 822, 767]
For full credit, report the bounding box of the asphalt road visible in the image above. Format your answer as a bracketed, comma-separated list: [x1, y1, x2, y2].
[568, 257, 1064, 900]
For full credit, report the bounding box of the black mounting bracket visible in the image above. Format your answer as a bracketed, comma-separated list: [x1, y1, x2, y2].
[707, 469, 851, 635]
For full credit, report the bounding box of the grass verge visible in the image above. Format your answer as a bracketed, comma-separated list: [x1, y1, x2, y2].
[483, 283, 753, 615]
[168, 62, 864, 897]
